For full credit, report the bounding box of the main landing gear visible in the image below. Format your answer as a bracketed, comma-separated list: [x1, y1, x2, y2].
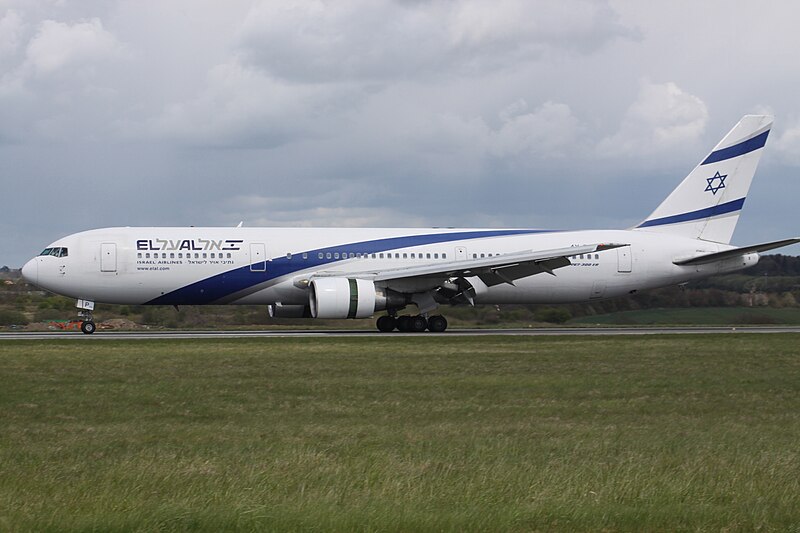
[376, 314, 448, 333]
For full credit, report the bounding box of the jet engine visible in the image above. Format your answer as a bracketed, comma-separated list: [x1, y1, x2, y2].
[268, 303, 312, 318]
[309, 278, 375, 319]
[308, 278, 408, 319]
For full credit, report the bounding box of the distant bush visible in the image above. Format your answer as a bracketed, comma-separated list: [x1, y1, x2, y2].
[534, 307, 571, 324]
[0, 309, 29, 326]
[33, 308, 66, 322]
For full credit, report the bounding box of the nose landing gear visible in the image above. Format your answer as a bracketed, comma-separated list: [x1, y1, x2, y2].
[77, 299, 96, 335]
[80, 319, 96, 334]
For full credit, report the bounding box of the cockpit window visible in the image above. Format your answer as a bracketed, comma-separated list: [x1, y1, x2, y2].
[40, 247, 68, 257]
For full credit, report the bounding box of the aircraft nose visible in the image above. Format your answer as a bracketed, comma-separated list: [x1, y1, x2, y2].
[21, 258, 38, 286]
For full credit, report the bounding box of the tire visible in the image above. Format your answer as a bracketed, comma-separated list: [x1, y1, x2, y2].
[410, 315, 428, 332]
[427, 315, 448, 332]
[376, 316, 396, 332]
[396, 316, 411, 332]
[81, 321, 96, 335]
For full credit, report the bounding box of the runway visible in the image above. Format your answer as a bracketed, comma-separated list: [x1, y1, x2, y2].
[2, 326, 800, 340]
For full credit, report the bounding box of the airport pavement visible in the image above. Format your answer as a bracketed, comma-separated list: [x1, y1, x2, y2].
[2, 326, 800, 340]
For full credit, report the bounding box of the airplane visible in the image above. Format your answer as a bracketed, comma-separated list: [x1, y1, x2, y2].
[21, 115, 799, 334]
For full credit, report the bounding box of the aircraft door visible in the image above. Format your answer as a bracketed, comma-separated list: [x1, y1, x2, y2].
[100, 243, 117, 272]
[455, 246, 467, 261]
[250, 243, 267, 272]
[617, 246, 632, 273]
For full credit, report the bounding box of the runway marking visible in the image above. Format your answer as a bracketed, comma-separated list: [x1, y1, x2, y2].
[2, 327, 800, 340]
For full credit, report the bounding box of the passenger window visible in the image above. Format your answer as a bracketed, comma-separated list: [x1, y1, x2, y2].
[302, 253, 308, 260]
[171, 253, 175, 259]
[434, 253, 439, 259]
[202, 253, 207, 259]
[403, 253, 407, 259]
[228, 253, 232, 259]
[595, 254, 599, 260]
[286, 253, 292, 260]
[137, 253, 142, 259]
[442, 253, 447, 259]
[480, 253, 485, 258]
[410, 253, 415, 259]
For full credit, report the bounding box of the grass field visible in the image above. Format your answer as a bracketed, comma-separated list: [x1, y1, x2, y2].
[2, 336, 800, 532]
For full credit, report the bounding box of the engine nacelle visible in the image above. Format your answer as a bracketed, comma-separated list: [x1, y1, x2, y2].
[268, 303, 311, 318]
[309, 278, 376, 319]
[718, 252, 760, 274]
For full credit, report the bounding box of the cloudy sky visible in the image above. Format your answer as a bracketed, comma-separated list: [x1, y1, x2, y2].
[2, 0, 799, 266]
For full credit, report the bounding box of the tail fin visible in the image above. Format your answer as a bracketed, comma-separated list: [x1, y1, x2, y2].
[635, 115, 773, 244]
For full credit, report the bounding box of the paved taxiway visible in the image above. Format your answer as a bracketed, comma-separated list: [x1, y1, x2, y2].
[2, 326, 800, 340]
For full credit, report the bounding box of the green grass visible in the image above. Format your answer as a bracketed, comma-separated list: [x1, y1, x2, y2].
[570, 306, 800, 326]
[2, 336, 800, 531]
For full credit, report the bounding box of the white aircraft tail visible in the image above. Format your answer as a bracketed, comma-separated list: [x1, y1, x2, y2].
[635, 115, 773, 244]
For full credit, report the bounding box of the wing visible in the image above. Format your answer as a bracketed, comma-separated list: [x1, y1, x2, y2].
[313, 242, 627, 287]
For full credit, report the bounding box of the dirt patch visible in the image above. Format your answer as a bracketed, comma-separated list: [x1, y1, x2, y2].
[99, 318, 142, 330]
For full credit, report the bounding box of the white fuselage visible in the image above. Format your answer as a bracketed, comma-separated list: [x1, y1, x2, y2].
[22, 226, 757, 308]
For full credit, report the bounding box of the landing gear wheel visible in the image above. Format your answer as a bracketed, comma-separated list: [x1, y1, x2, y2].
[410, 315, 428, 332]
[376, 316, 396, 332]
[81, 321, 96, 335]
[396, 316, 411, 332]
[427, 315, 448, 333]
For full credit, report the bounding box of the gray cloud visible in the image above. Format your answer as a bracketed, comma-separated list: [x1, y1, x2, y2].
[237, 0, 636, 83]
[1, 0, 799, 267]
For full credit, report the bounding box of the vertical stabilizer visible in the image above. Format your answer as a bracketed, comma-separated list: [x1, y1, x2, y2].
[635, 115, 772, 244]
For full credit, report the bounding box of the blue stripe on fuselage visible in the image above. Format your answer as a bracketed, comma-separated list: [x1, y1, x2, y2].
[701, 130, 769, 165]
[637, 197, 745, 229]
[145, 229, 553, 305]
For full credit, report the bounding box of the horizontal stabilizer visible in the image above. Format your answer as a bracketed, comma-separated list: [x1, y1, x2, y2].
[673, 237, 800, 266]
